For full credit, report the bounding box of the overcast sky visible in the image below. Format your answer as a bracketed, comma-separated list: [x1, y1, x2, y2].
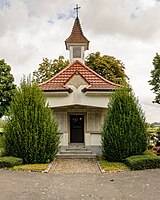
[0, 0, 160, 123]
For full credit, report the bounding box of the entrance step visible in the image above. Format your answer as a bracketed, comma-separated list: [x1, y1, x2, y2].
[56, 146, 97, 159]
[56, 153, 97, 159]
[60, 150, 92, 154]
[66, 147, 88, 151]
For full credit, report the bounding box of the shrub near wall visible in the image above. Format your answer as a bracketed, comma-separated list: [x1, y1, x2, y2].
[125, 155, 160, 170]
[4, 77, 60, 164]
[0, 157, 23, 168]
[101, 87, 148, 162]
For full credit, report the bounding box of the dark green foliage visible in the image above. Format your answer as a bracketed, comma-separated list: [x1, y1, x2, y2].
[33, 56, 69, 83]
[0, 156, 23, 168]
[149, 53, 160, 104]
[0, 135, 5, 148]
[125, 155, 160, 170]
[101, 87, 148, 162]
[4, 77, 60, 164]
[85, 52, 128, 85]
[0, 136, 6, 156]
[0, 59, 16, 117]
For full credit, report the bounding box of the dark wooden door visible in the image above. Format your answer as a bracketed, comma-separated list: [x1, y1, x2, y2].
[70, 115, 84, 143]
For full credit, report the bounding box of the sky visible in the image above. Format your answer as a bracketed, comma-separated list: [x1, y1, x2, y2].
[0, 0, 160, 123]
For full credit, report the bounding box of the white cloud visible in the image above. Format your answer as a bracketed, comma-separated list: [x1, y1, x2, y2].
[81, 0, 160, 40]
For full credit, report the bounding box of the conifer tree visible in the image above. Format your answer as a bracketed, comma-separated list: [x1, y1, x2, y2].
[101, 87, 148, 162]
[149, 53, 160, 104]
[4, 77, 60, 164]
[0, 59, 16, 117]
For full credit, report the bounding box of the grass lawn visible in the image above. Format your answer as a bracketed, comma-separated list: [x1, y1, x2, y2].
[98, 158, 129, 172]
[12, 163, 49, 172]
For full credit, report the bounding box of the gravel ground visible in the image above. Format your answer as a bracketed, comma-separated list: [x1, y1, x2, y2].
[1, 169, 160, 199]
[50, 158, 100, 174]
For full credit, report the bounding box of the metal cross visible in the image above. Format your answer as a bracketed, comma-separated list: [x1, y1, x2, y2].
[74, 4, 81, 18]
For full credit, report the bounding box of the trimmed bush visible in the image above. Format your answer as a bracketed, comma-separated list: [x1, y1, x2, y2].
[4, 77, 60, 164]
[125, 155, 160, 170]
[0, 156, 23, 168]
[101, 87, 148, 162]
[144, 149, 157, 156]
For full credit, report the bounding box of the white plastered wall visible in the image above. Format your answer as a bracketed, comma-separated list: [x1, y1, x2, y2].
[45, 85, 112, 109]
[44, 77, 111, 149]
[53, 106, 107, 147]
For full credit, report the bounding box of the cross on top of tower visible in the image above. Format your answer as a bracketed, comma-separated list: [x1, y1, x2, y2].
[74, 4, 81, 18]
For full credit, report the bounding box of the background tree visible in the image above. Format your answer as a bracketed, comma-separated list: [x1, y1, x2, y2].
[0, 59, 16, 118]
[33, 56, 69, 83]
[85, 52, 128, 85]
[4, 77, 60, 164]
[33, 52, 128, 84]
[149, 53, 160, 104]
[101, 87, 148, 162]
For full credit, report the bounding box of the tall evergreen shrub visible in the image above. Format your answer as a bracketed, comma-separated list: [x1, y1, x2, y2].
[101, 87, 148, 162]
[4, 77, 60, 164]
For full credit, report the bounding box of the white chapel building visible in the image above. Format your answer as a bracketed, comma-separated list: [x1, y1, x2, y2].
[40, 16, 119, 156]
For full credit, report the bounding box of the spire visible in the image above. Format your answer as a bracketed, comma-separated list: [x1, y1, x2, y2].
[65, 17, 89, 50]
[65, 5, 90, 63]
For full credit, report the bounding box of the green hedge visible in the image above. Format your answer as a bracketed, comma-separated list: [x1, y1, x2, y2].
[0, 157, 23, 168]
[125, 155, 160, 170]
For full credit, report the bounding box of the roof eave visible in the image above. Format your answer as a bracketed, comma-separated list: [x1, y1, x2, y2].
[42, 88, 73, 93]
[65, 41, 90, 50]
[82, 88, 115, 92]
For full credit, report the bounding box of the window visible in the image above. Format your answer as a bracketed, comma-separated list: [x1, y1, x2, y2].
[73, 46, 81, 58]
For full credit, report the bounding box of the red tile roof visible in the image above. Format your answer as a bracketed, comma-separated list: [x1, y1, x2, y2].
[65, 17, 89, 50]
[39, 60, 120, 92]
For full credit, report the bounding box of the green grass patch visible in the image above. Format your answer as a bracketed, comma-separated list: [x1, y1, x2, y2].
[0, 156, 23, 168]
[12, 163, 48, 171]
[125, 154, 160, 170]
[99, 158, 129, 172]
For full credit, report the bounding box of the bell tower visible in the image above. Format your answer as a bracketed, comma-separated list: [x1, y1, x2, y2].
[65, 5, 89, 63]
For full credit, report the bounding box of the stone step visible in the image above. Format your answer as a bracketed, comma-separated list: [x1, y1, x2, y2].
[56, 153, 97, 159]
[60, 150, 92, 154]
[66, 147, 88, 151]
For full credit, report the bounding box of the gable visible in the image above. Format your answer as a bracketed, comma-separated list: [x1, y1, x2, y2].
[39, 60, 120, 92]
[66, 74, 89, 89]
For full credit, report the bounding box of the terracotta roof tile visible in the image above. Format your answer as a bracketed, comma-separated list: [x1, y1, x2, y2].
[39, 60, 120, 92]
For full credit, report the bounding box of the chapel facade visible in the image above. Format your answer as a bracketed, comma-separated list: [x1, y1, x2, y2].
[39, 16, 118, 156]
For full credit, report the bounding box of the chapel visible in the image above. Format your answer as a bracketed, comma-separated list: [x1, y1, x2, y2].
[39, 9, 118, 157]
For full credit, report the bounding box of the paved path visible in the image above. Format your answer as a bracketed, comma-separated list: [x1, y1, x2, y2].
[1, 169, 160, 199]
[50, 158, 100, 174]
